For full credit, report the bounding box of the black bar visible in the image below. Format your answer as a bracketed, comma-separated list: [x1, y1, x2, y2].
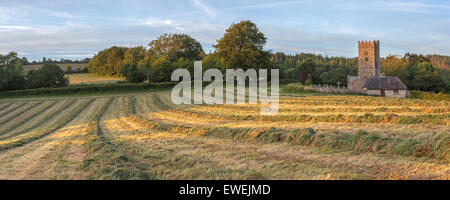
[0, 180, 446, 199]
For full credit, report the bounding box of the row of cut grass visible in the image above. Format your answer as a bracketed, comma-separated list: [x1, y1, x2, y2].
[0, 103, 13, 113]
[0, 100, 77, 140]
[164, 109, 449, 125]
[281, 97, 448, 107]
[0, 102, 28, 120]
[0, 99, 94, 151]
[0, 101, 58, 135]
[151, 93, 171, 110]
[128, 114, 449, 162]
[0, 101, 43, 127]
[209, 104, 449, 114]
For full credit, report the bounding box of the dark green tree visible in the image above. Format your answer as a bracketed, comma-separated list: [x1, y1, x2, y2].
[296, 58, 317, 84]
[26, 63, 69, 88]
[148, 33, 204, 62]
[121, 63, 146, 83]
[319, 68, 347, 86]
[0, 52, 25, 91]
[88, 46, 127, 76]
[214, 20, 272, 70]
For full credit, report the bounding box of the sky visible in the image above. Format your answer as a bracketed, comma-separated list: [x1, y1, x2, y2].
[0, 0, 449, 61]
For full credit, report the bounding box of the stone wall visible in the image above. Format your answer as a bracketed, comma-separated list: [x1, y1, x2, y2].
[306, 84, 353, 93]
[366, 89, 408, 98]
[366, 89, 381, 96]
[385, 90, 408, 98]
[348, 77, 367, 92]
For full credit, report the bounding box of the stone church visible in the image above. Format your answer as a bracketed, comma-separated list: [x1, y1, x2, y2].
[347, 40, 409, 98]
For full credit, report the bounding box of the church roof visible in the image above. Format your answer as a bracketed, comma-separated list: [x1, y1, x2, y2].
[364, 76, 408, 90]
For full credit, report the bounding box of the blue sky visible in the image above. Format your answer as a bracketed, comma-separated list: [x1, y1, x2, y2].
[0, 0, 449, 61]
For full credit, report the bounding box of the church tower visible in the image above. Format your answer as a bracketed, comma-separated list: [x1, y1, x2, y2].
[357, 40, 380, 79]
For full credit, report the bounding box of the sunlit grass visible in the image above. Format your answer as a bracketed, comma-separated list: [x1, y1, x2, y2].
[0, 91, 448, 180]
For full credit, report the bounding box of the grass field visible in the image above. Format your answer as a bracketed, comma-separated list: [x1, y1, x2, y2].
[23, 63, 88, 72]
[0, 90, 448, 180]
[67, 73, 124, 85]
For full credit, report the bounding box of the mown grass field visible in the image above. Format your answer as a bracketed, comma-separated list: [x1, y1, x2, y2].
[67, 73, 124, 85]
[0, 90, 448, 180]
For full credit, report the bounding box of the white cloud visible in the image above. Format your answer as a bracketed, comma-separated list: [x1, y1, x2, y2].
[55, 54, 94, 58]
[142, 18, 185, 30]
[0, 25, 31, 32]
[192, 0, 217, 17]
[17, 4, 82, 19]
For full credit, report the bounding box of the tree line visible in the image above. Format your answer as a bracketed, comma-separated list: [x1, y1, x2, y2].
[21, 57, 91, 65]
[0, 52, 69, 92]
[88, 21, 273, 83]
[273, 52, 449, 92]
[87, 20, 449, 93]
[381, 54, 448, 92]
[2, 20, 448, 93]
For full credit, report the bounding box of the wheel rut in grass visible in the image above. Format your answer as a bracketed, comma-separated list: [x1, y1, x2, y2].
[81, 97, 154, 179]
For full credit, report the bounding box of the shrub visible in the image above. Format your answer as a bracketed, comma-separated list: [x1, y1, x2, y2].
[121, 63, 146, 83]
[279, 79, 298, 85]
[26, 63, 69, 88]
[285, 83, 304, 91]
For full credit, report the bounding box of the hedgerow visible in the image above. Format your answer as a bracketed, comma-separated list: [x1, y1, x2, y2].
[0, 82, 177, 97]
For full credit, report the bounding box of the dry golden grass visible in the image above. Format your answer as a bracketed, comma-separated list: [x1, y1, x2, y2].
[67, 73, 124, 85]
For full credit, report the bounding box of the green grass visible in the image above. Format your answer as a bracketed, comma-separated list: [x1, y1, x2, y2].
[128, 96, 137, 115]
[0, 82, 177, 99]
